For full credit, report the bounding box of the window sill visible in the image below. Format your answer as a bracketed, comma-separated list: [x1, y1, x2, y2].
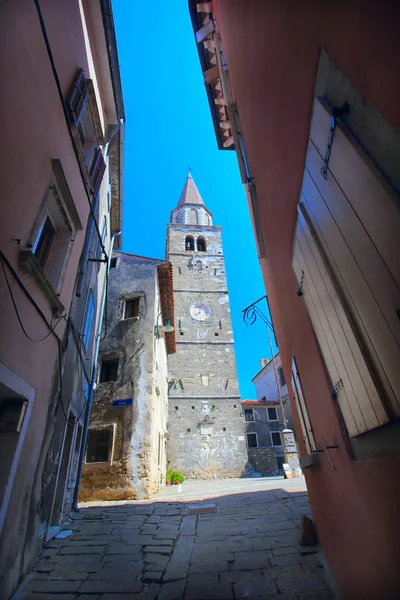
[19, 250, 65, 316]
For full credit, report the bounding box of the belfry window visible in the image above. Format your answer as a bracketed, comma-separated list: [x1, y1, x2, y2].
[197, 236, 206, 252]
[185, 236, 194, 251]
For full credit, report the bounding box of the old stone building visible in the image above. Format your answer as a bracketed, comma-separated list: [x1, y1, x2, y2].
[80, 253, 175, 500]
[166, 174, 247, 478]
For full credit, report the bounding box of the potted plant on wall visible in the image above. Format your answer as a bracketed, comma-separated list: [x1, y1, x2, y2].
[166, 469, 173, 486]
[171, 471, 184, 486]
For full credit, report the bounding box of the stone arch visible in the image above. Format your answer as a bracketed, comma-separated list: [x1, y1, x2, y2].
[197, 236, 206, 252]
[185, 235, 194, 251]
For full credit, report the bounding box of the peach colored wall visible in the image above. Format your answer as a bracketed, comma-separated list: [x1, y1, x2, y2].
[0, 1, 99, 596]
[214, 1, 400, 598]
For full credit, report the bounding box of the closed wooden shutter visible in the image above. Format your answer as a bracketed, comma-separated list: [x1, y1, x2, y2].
[291, 357, 316, 453]
[67, 69, 88, 125]
[293, 208, 389, 436]
[89, 148, 106, 198]
[301, 98, 400, 421]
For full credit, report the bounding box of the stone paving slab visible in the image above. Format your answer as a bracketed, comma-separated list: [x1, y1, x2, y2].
[13, 477, 335, 600]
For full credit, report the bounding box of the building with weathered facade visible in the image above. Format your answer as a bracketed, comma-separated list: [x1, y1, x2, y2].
[80, 252, 175, 501]
[252, 355, 294, 431]
[0, 1, 124, 597]
[189, 1, 400, 597]
[166, 174, 247, 479]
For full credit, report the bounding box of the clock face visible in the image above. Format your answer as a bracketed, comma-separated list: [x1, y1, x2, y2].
[190, 302, 211, 321]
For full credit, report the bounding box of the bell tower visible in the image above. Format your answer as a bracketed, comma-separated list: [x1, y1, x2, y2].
[166, 174, 247, 479]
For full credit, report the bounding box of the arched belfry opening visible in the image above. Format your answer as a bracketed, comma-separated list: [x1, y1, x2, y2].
[185, 235, 195, 251]
[197, 236, 206, 252]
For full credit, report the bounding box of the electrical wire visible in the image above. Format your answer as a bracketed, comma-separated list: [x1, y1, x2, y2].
[0, 255, 64, 343]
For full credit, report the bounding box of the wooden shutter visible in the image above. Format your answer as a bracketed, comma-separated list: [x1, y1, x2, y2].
[293, 208, 389, 437]
[203, 66, 220, 85]
[89, 148, 106, 198]
[291, 357, 316, 453]
[301, 98, 400, 420]
[67, 69, 88, 125]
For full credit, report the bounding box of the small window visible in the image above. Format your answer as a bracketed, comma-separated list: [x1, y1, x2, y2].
[185, 235, 195, 251]
[86, 428, 112, 463]
[201, 375, 209, 387]
[247, 433, 258, 448]
[33, 215, 56, 268]
[278, 367, 286, 387]
[110, 257, 118, 269]
[197, 236, 206, 252]
[271, 431, 282, 446]
[100, 358, 118, 383]
[82, 291, 95, 351]
[267, 407, 278, 421]
[124, 298, 140, 319]
[244, 408, 254, 422]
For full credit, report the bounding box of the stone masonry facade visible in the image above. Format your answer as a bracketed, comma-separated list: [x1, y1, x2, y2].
[166, 175, 247, 478]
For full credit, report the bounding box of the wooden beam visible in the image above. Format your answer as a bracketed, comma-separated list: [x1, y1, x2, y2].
[203, 65, 220, 85]
[197, 3, 213, 13]
[203, 40, 216, 49]
[214, 97, 227, 105]
[196, 19, 214, 44]
[223, 136, 234, 148]
[219, 121, 232, 130]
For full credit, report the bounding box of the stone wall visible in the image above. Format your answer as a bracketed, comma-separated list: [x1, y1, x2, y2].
[247, 447, 279, 476]
[80, 254, 168, 501]
[167, 398, 247, 478]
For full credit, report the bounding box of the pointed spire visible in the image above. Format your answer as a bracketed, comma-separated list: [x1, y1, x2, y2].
[177, 173, 205, 207]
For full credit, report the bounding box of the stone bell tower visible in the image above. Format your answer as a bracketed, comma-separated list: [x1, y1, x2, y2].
[166, 173, 247, 478]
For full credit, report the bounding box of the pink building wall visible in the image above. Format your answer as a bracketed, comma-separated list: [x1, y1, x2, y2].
[213, 1, 400, 598]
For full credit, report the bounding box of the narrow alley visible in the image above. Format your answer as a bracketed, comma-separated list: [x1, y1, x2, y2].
[14, 478, 334, 600]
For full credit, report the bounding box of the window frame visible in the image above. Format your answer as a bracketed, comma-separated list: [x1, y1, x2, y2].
[124, 297, 140, 320]
[246, 432, 258, 448]
[278, 367, 286, 388]
[85, 424, 116, 464]
[267, 407, 278, 421]
[270, 431, 283, 446]
[244, 408, 254, 422]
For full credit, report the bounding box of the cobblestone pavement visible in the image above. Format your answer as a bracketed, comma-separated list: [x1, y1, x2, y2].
[15, 477, 335, 600]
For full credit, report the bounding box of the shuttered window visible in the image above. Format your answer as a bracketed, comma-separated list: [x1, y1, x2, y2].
[293, 208, 389, 437]
[291, 357, 317, 454]
[67, 69, 88, 126]
[89, 148, 106, 198]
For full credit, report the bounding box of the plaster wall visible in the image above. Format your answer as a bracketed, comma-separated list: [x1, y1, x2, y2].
[0, 2, 118, 596]
[214, 1, 400, 597]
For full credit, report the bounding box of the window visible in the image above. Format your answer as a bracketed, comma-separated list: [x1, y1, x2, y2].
[110, 257, 118, 269]
[86, 428, 112, 463]
[21, 160, 82, 313]
[247, 433, 258, 448]
[33, 215, 56, 269]
[66, 69, 106, 193]
[96, 215, 107, 266]
[185, 235, 194, 251]
[197, 236, 206, 252]
[267, 407, 278, 421]
[124, 298, 140, 319]
[271, 431, 282, 446]
[278, 367, 286, 387]
[82, 291, 95, 352]
[244, 408, 254, 421]
[201, 375, 209, 387]
[100, 358, 118, 383]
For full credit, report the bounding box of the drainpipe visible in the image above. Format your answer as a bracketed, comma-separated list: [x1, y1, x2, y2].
[72, 230, 121, 511]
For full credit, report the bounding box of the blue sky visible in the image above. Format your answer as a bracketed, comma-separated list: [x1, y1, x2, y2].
[113, 1, 276, 398]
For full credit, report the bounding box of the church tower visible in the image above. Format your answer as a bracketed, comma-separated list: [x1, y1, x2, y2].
[166, 174, 247, 478]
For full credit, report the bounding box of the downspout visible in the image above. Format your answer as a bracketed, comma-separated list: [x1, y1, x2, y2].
[72, 230, 121, 511]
